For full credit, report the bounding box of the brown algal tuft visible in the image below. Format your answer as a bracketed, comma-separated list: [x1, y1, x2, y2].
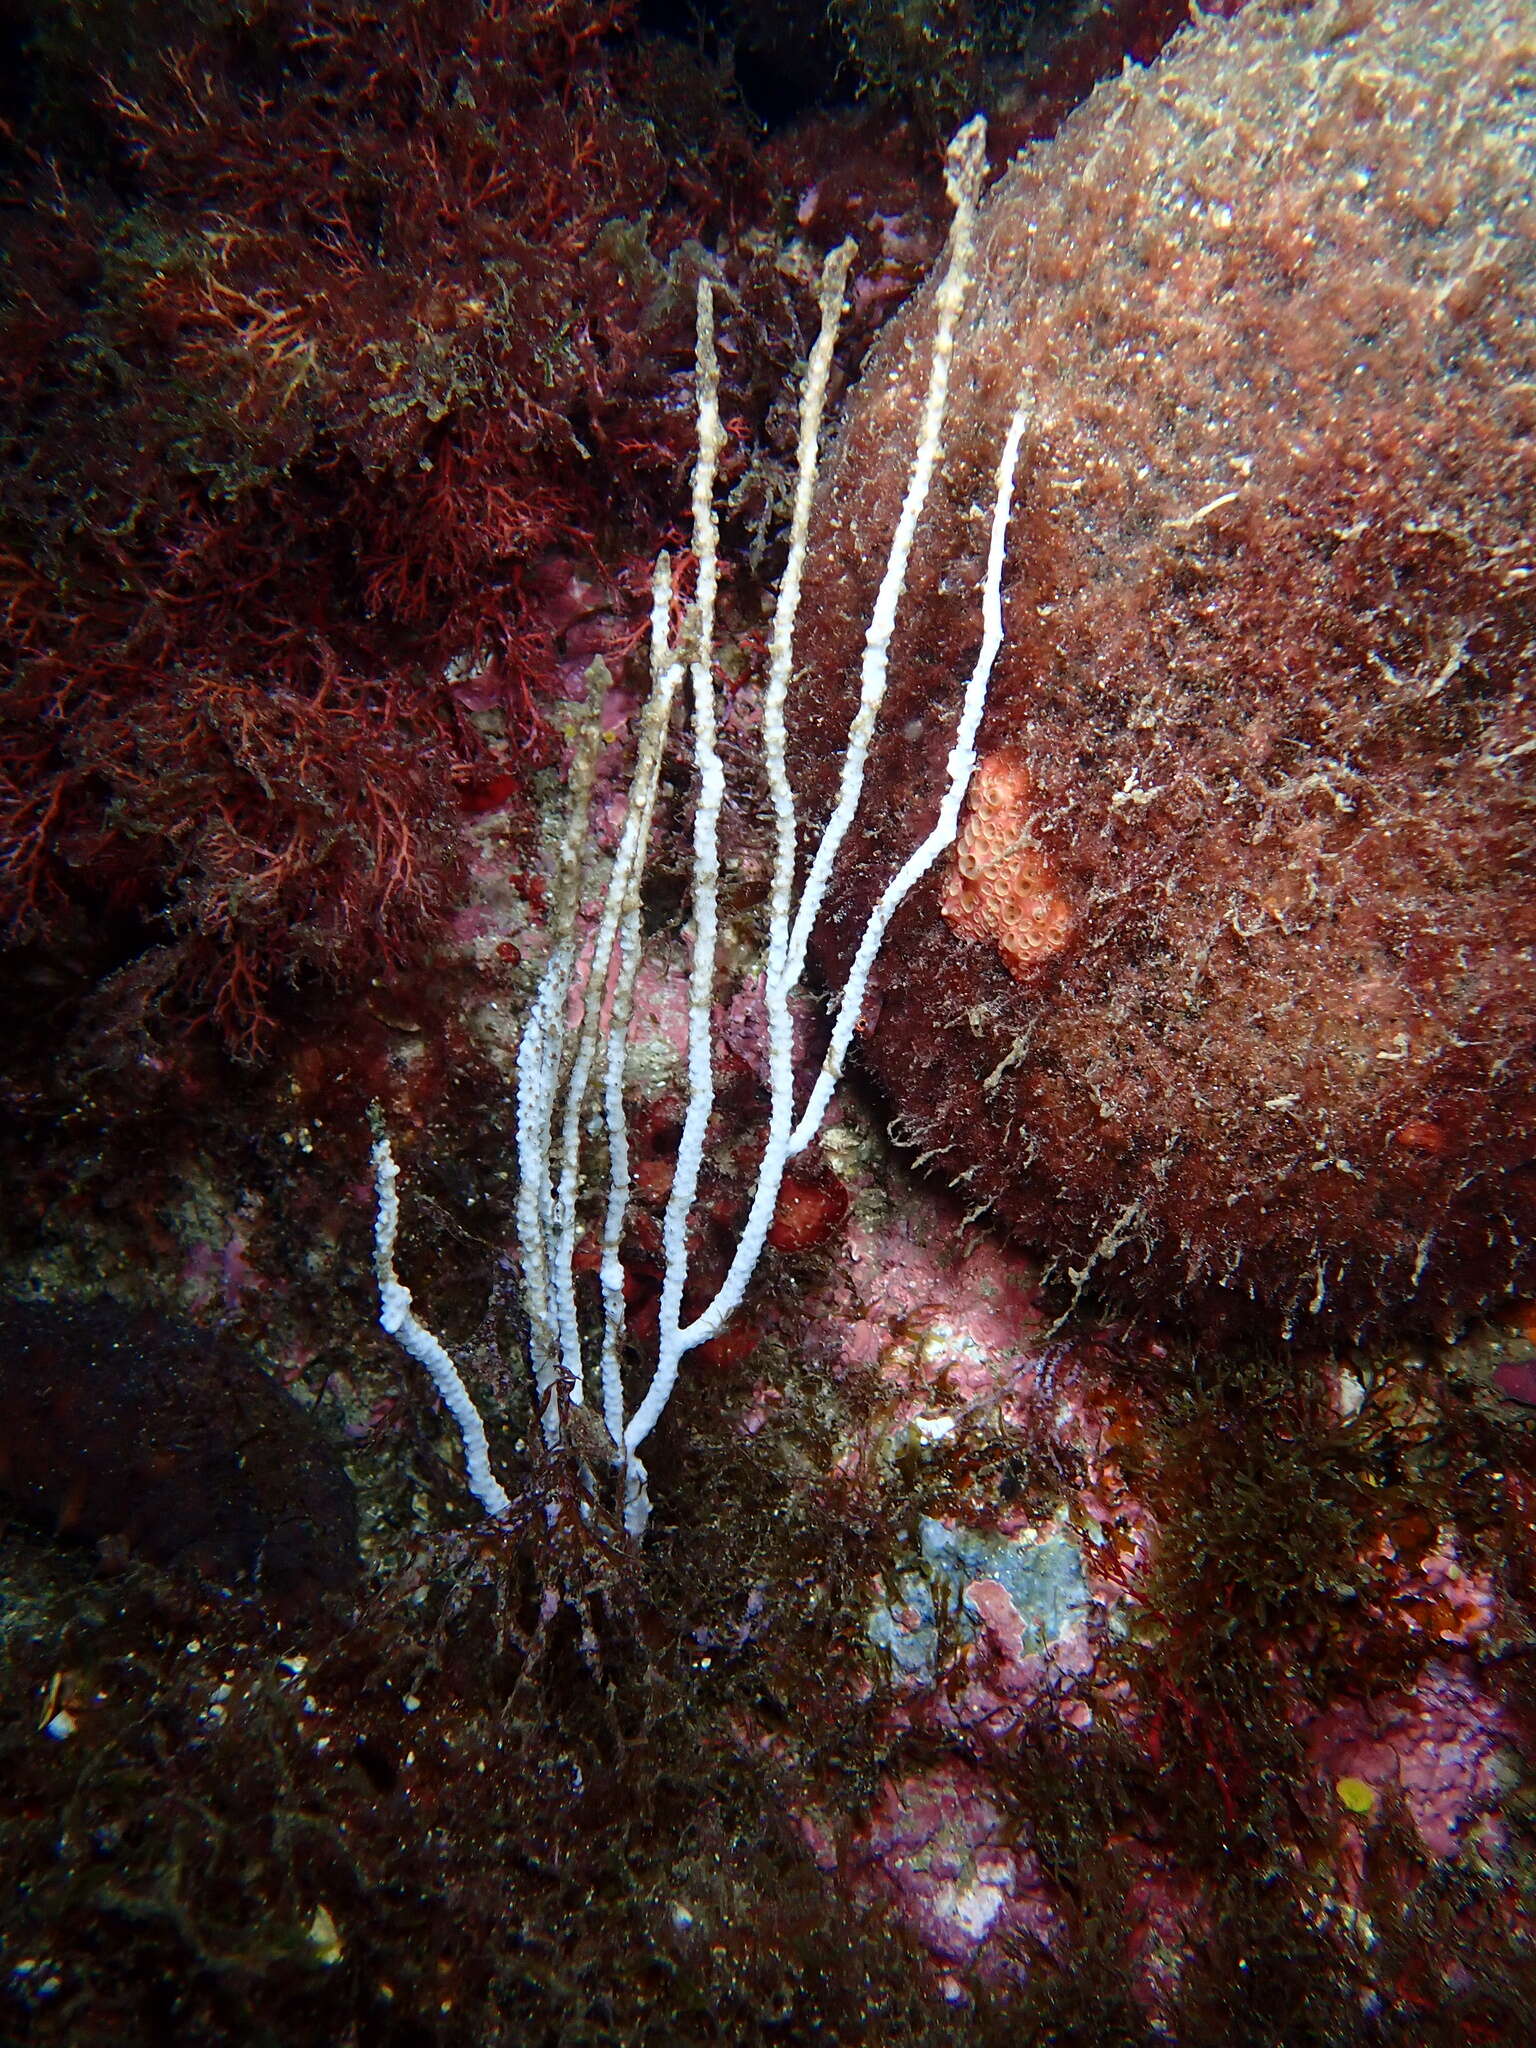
[789, 0, 1536, 1337]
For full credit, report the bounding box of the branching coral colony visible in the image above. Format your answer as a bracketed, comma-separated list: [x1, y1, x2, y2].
[371, 119, 1027, 1537]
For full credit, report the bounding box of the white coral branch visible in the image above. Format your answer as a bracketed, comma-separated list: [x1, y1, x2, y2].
[371, 117, 1026, 1540]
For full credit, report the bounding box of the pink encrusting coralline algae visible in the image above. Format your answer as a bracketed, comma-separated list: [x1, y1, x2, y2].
[745, 1166, 1522, 2002]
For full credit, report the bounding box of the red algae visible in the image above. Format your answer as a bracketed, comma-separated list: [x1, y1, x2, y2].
[0, 0, 768, 1056]
[790, 0, 1536, 1338]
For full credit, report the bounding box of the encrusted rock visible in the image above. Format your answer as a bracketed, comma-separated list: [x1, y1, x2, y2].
[0, 1295, 360, 1612]
[791, 0, 1536, 1336]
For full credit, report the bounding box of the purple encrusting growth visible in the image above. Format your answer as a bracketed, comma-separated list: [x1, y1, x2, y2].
[791, 0, 1536, 1337]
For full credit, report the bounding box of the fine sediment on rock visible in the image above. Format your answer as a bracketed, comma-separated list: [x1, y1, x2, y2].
[791, 0, 1536, 1336]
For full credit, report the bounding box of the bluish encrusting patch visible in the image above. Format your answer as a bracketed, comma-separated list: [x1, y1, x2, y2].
[867, 1515, 1088, 1681]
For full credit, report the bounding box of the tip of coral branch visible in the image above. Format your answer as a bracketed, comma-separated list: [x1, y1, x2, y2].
[944, 114, 989, 208]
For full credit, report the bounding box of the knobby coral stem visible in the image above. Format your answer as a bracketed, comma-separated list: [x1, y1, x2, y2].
[370, 117, 1026, 1540]
[370, 1134, 511, 1519]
